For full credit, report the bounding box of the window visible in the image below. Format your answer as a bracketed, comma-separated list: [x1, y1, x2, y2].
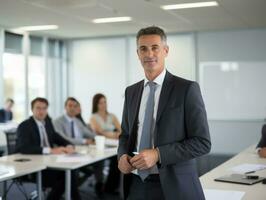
[2, 53, 26, 121]
[28, 36, 45, 114]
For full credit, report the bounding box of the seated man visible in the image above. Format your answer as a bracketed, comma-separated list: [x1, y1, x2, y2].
[53, 97, 95, 145]
[16, 97, 81, 200]
[53, 97, 104, 195]
[0, 98, 14, 123]
[257, 124, 266, 158]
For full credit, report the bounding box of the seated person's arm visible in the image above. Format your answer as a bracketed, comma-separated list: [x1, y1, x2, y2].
[90, 116, 120, 139]
[112, 114, 122, 139]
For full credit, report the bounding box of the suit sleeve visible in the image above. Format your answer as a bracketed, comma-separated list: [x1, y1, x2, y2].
[52, 120, 77, 145]
[118, 88, 130, 160]
[16, 123, 43, 154]
[158, 82, 211, 167]
[257, 124, 266, 148]
[80, 121, 96, 139]
[50, 122, 70, 146]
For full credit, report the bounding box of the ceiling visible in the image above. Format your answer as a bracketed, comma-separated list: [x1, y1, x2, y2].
[0, 0, 265, 39]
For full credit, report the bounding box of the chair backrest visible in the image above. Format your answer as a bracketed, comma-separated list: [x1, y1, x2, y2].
[4, 129, 17, 155]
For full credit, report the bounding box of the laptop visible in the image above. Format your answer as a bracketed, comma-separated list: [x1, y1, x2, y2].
[214, 174, 265, 185]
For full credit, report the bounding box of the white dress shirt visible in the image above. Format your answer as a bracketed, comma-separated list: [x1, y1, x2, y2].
[64, 114, 86, 144]
[133, 68, 166, 175]
[34, 118, 51, 154]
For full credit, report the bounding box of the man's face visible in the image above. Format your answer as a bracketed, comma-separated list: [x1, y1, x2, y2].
[137, 34, 169, 75]
[32, 102, 48, 121]
[5, 102, 14, 111]
[65, 100, 78, 117]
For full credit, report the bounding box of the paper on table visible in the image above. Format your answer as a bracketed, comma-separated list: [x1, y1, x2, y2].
[229, 163, 266, 174]
[204, 189, 245, 200]
[56, 154, 91, 163]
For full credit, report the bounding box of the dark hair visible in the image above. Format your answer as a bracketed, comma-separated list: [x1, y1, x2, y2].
[65, 97, 79, 107]
[136, 26, 167, 43]
[92, 93, 106, 114]
[6, 98, 14, 104]
[31, 97, 49, 109]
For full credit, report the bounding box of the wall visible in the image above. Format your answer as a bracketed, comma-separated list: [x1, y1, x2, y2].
[197, 29, 266, 154]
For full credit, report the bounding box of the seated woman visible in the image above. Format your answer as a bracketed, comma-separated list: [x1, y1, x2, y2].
[257, 124, 266, 158]
[90, 93, 121, 139]
[90, 93, 121, 193]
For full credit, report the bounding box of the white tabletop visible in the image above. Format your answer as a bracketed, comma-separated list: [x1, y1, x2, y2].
[0, 159, 45, 182]
[200, 145, 266, 200]
[0, 145, 117, 171]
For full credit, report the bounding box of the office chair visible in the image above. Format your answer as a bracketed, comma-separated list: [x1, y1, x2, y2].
[4, 129, 17, 155]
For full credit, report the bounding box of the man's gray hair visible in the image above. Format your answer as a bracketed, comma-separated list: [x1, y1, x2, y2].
[136, 26, 167, 43]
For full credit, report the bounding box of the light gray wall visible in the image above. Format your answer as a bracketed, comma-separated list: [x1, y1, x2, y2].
[0, 28, 4, 105]
[197, 29, 266, 154]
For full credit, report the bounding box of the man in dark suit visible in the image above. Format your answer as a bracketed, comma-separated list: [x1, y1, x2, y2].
[16, 97, 81, 200]
[118, 26, 211, 200]
[0, 98, 14, 123]
[257, 124, 266, 157]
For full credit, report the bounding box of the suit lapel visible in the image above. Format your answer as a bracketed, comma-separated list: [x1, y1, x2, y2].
[30, 117, 41, 146]
[130, 81, 144, 130]
[127, 80, 144, 154]
[156, 71, 174, 123]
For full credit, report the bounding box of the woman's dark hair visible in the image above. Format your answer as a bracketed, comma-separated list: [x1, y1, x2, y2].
[92, 93, 106, 114]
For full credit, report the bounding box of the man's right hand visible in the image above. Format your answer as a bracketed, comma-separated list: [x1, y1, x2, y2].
[118, 154, 135, 174]
[50, 147, 66, 154]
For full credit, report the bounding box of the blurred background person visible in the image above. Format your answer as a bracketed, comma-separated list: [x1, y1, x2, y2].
[90, 93, 121, 139]
[53, 97, 95, 145]
[257, 124, 266, 158]
[0, 98, 14, 123]
[90, 93, 121, 194]
[53, 97, 106, 196]
[16, 97, 80, 200]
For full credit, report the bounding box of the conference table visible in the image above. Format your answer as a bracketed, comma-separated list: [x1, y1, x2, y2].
[0, 142, 117, 200]
[0, 160, 45, 200]
[200, 145, 266, 200]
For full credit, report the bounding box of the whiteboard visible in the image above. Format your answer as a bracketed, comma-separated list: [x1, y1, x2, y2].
[199, 62, 266, 120]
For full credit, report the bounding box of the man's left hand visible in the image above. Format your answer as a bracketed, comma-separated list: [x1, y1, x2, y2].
[130, 149, 159, 170]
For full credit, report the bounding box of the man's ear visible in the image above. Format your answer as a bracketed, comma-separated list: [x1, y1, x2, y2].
[164, 45, 169, 57]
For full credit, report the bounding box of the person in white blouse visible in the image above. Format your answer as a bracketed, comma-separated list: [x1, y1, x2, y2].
[90, 93, 121, 194]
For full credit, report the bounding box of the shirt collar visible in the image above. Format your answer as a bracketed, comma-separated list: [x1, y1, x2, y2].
[144, 68, 166, 87]
[64, 113, 74, 123]
[33, 117, 45, 127]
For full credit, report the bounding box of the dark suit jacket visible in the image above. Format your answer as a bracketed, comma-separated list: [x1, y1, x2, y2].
[118, 71, 211, 200]
[16, 116, 70, 154]
[0, 109, 13, 123]
[257, 124, 266, 148]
